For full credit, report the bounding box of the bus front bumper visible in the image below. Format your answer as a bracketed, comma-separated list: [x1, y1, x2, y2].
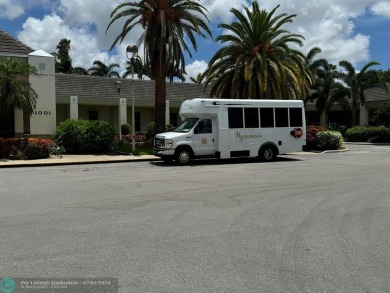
[153, 148, 175, 157]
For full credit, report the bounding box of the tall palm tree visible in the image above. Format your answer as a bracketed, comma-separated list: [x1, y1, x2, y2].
[306, 59, 350, 125]
[202, 2, 310, 100]
[339, 60, 389, 125]
[88, 60, 120, 78]
[122, 56, 149, 80]
[73, 67, 89, 75]
[53, 38, 73, 74]
[0, 58, 38, 116]
[107, 0, 212, 134]
[190, 72, 203, 84]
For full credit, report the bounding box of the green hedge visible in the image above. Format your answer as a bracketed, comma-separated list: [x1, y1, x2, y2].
[345, 126, 390, 143]
[53, 119, 117, 154]
[314, 131, 343, 151]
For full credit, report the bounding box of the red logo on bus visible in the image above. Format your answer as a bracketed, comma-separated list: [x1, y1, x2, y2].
[293, 128, 303, 138]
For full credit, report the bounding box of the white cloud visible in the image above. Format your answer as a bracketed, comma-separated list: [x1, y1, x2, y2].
[17, 0, 144, 72]
[371, 1, 390, 17]
[184, 60, 208, 82]
[0, 0, 24, 19]
[200, 0, 249, 23]
[13, 0, 390, 74]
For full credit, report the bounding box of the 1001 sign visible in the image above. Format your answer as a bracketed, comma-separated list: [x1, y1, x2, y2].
[34, 111, 51, 116]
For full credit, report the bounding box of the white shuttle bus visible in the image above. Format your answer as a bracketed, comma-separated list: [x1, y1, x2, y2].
[153, 98, 306, 165]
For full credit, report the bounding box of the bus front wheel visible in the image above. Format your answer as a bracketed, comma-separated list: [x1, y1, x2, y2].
[175, 147, 193, 165]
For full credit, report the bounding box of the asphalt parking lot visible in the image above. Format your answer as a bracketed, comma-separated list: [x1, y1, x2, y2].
[0, 144, 389, 292]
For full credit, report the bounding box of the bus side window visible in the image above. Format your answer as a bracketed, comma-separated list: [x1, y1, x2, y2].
[275, 108, 289, 127]
[228, 108, 244, 128]
[260, 108, 274, 128]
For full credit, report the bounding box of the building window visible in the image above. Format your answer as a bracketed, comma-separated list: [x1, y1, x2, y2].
[135, 112, 141, 132]
[88, 110, 99, 121]
[170, 113, 178, 127]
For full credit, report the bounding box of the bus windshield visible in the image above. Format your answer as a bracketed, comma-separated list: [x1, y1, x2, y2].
[172, 118, 199, 133]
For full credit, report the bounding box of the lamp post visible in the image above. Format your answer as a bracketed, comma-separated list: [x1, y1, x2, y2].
[115, 80, 122, 140]
[126, 45, 138, 153]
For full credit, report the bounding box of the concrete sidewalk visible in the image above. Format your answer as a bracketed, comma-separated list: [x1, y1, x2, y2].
[0, 154, 160, 168]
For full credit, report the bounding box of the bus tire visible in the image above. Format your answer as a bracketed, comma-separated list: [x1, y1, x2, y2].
[259, 145, 277, 162]
[175, 147, 193, 165]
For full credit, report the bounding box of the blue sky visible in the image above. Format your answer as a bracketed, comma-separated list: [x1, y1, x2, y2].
[1, 0, 390, 81]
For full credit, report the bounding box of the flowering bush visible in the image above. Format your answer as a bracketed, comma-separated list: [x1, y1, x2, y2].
[121, 133, 146, 143]
[306, 125, 326, 150]
[305, 125, 343, 151]
[0, 137, 62, 160]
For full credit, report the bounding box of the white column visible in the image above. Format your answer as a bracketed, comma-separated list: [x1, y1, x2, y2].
[14, 108, 24, 135]
[70, 96, 78, 120]
[359, 104, 369, 125]
[119, 97, 127, 127]
[165, 100, 170, 125]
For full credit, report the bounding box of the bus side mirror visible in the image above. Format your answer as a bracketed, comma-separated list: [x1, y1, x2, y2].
[194, 127, 199, 134]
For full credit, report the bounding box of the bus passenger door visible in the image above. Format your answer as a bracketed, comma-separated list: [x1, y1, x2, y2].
[193, 119, 215, 156]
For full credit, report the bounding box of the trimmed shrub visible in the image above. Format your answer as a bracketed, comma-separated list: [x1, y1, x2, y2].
[53, 119, 117, 154]
[121, 124, 131, 135]
[345, 126, 390, 142]
[313, 131, 343, 151]
[0, 137, 61, 160]
[146, 122, 156, 140]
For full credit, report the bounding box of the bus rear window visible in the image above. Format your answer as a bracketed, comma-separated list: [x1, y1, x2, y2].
[289, 108, 303, 127]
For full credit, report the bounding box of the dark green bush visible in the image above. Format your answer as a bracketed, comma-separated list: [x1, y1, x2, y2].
[146, 122, 175, 140]
[372, 102, 390, 127]
[121, 124, 131, 135]
[345, 126, 390, 142]
[53, 119, 116, 154]
[313, 131, 343, 151]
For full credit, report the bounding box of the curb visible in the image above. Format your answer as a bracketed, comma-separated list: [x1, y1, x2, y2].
[0, 156, 160, 168]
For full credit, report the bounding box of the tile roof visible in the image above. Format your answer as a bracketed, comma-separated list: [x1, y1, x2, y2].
[364, 83, 390, 102]
[55, 74, 211, 101]
[0, 28, 34, 56]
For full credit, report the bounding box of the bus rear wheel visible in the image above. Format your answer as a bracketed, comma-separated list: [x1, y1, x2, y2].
[259, 145, 277, 162]
[175, 147, 193, 165]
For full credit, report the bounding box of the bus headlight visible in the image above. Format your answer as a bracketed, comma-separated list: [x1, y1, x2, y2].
[164, 139, 173, 149]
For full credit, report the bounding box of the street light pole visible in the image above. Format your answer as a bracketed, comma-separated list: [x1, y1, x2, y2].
[126, 45, 138, 153]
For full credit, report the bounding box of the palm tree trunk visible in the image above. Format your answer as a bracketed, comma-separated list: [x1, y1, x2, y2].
[154, 75, 166, 134]
[154, 37, 167, 135]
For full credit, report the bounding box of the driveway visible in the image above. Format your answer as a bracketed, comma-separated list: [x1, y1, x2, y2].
[0, 144, 389, 292]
